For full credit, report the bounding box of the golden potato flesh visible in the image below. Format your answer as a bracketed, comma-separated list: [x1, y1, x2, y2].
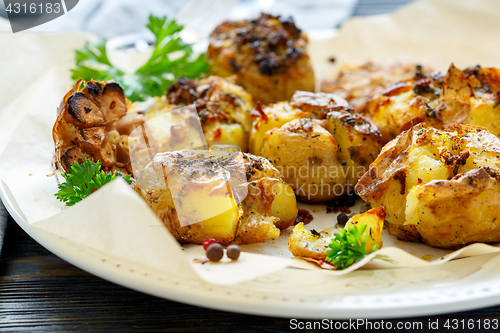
[135, 148, 297, 245]
[208, 13, 314, 104]
[255, 92, 382, 202]
[366, 64, 500, 143]
[356, 124, 500, 249]
[146, 76, 254, 151]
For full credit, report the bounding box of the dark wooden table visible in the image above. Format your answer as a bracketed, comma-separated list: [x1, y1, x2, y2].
[3, 1, 500, 331]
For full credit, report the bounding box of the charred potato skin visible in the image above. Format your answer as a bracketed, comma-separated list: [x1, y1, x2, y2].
[289, 91, 350, 119]
[147, 76, 254, 151]
[135, 151, 298, 245]
[356, 124, 500, 249]
[208, 13, 315, 104]
[53, 80, 135, 174]
[366, 64, 500, 143]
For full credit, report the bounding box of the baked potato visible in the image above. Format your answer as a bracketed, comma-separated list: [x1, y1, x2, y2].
[207, 13, 315, 104]
[255, 92, 382, 202]
[146, 76, 254, 152]
[356, 124, 500, 249]
[321, 61, 430, 113]
[260, 118, 343, 202]
[366, 64, 500, 143]
[288, 206, 385, 260]
[135, 147, 297, 245]
[53, 79, 140, 174]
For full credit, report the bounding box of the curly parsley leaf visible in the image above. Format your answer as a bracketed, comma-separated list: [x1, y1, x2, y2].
[55, 158, 132, 206]
[70, 14, 209, 102]
[324, 223, 378, 270]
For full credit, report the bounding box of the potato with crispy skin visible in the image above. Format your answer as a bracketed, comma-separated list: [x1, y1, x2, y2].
[208, 13, 315, 104]
[356, 124, 500, 249]
[256, 92, 382, 202]
[365, 64, 500, 143]
[135, 148, 297, 245]
[147, 76, 254, 151]
[53, 79, 139, 174]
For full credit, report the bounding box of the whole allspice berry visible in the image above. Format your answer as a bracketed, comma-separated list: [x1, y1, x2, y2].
[226, 245, 241, 260]
[337, 213, 349, 225]
[206, 243, 224, 262]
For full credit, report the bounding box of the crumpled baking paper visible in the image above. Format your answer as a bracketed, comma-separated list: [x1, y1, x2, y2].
[2, 0, 500, 285]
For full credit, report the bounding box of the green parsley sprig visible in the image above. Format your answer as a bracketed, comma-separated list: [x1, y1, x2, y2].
[325, 223, 378, 270]
[71, 14, 209, 102]
[55, 158, 132, 206]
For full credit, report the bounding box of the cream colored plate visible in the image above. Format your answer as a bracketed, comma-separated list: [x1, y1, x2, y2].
[3, 180, 500, 319]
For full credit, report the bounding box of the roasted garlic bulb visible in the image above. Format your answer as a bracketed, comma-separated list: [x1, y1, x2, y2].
[357, 124, 500, 249]
[208, 13, 315, 104]
[366, 64, 500, 143]
[53, 80, 139, 174]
